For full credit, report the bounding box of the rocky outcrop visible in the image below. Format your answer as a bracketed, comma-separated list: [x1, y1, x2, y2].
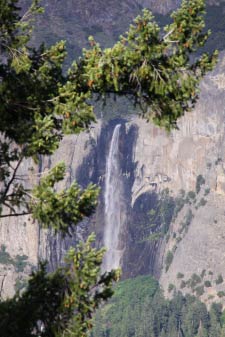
[129, 53, 225, 305]
[0, 158, 40, 297]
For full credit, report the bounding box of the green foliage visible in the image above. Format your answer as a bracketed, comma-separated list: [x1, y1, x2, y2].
[14, 255, 29, 273]
[0, 245, 13, 265]
[138, 185, 197, 246]
[217, 291, 225, 298]
[204, 280, 212, 287]
[91, 275, 224, 337]
[0, 245, 28, 273]
[198, 197, 207, 207]
[146, 232, 163, 242]
[14, 277, 27, 293]
[0, 234, 119, 337]
[194, 285, 204, 296]
[215, 274, 223, 285]
[174, 189, 187, 217]
[179, 209, 193, 234]
[92, 275, 159, 337]
[190, 273, 202, 289]
[196, 174, 206, 194]
[0, 3, 117, 334]
[168, 283, 175, 292]
[187, 190, 196, 200]
[215, 157, 222, 165]
[209, 303, 223, 337]
[177, 272, 184, 279]
[62, 234, 120, 337]
[31, 162, 99, 233]
[158, 189, 176, 234]
[75, 0, 217, 131]
[180, 280, 186, 289]
[204, 188, 210, 196]
[165, 250, 173, 272]
[0, 263, 72, 337]
[136, 189, 175, 243]
[208, 295, 215, 300]
[220, 310, 225, 326]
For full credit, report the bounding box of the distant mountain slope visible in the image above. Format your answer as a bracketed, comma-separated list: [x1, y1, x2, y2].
[20, 0, 225, 64]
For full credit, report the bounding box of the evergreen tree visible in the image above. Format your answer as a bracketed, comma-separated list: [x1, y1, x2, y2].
[209, 304, 222, 337]
[196, 322, 209, 337]
[91, 276, 225, 337]
[220, 325, 225, 337]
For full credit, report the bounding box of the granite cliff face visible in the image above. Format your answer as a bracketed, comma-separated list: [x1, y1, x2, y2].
[131, 53, 225, 305]
[1, 0, 225, 303]
[2, 52, 225, 302]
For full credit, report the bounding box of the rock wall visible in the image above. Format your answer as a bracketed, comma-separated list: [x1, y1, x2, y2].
[1, 50, 225, 302]
[127, 53, 225, 305]
[0, 158, 40, 297]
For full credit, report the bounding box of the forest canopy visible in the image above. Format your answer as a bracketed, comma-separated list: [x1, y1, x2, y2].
[92, 275, 225, 337]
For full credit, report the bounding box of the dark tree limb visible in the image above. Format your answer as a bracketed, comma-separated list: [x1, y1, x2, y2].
[0, 212, 31, 218]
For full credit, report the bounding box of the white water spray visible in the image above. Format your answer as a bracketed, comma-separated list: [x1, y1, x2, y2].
[103, 124, 124, 271]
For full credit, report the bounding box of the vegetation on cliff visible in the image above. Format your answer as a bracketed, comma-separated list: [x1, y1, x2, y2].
[92, 275, 225, 337]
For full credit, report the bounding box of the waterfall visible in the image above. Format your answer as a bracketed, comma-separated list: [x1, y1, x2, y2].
[103, 124, 125, 271]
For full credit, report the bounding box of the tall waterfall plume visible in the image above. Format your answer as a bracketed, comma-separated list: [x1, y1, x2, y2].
[103, 124, 125, 271]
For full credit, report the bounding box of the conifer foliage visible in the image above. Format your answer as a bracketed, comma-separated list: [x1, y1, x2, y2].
[92, 276, 225, 337]
[0, 0, 217, 336]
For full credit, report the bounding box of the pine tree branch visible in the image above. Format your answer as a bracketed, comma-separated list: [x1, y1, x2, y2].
[1, 155, 24, 203]
[0, 212, 31, 218]
[163, 28, 175, 41]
